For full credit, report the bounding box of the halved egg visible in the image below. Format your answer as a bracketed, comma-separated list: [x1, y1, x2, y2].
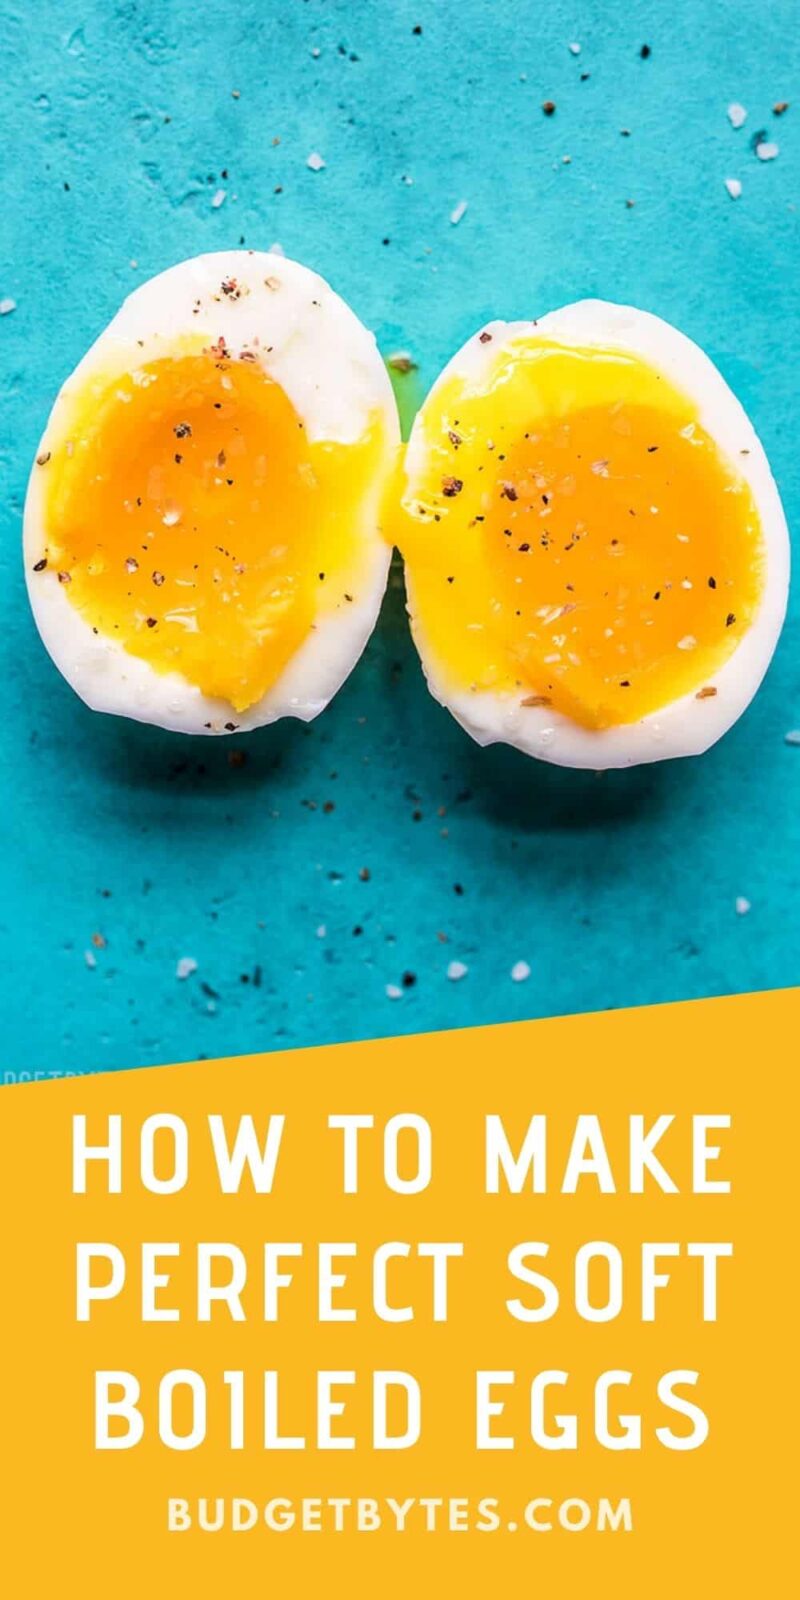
[394, 302, 789, 767]
[24, 251, 399, 733]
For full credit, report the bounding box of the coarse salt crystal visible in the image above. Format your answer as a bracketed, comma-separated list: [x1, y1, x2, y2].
[724, 177, 742, 199]
[677, 635, 697, 650]
[735, 897, 751, 916]
[385, 983, 403, 1000]
[755, 141, 779, 161]
[568, 42, 581, 55]
[176, 956, 197, 980]
[307, 151, 326, 171]
[727, 103, 747, 129]
[450, 199, 468, 225]
[211, 189, 227, 208]
[447, 960, 468, 981]
[511, 960, 531, 982]
[0, 297, 16, 315]
[784, 730, 800, 746]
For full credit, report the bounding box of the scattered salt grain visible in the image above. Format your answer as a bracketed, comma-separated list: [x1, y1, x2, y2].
[784, 729, 800, 746]
[387, 350, 417, 373]
[84, 950, 97, 969]
[316, 925, 327, 939]
[0, 297, 16, 316]
[307, 151, 326, 171]
[735, 897, 751, 916]
[724, 177, 742, 200]
[677, 635, 697, 650]
[511, 960, 531, 983]
[755, 140, 779, 161]
[727, 102, 747, 129]
[568, 42, 581, 55]
[447, 960, 468, 981]
[211, 189, 227, 208]
[385, 983, 403, 1000]
[450, 199, 468, 225]
[176, 956, 198, 980]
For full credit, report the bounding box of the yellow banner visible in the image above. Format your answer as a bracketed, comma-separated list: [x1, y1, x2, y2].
[1, 989, 796, 1595]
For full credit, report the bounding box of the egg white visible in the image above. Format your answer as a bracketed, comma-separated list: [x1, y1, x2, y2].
[24, 250, 400, 734]
[402, 301, 790, 769]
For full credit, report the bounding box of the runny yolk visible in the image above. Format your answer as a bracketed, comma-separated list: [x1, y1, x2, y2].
[40, 348, 385, 713]
[394, 338, 765, 729]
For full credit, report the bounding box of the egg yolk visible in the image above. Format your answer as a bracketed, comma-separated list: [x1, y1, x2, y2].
[39, 346, 386, 714]
[394, 337, 765, 729]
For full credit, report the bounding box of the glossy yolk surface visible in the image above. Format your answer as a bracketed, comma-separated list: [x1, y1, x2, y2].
[394, 338, 765, 729]
[40, 348, 385, 713]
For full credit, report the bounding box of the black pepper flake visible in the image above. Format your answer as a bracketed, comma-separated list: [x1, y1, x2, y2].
[33, 557, 48, 572]
[146, 616, 157, 627]
[36, 451, 51, 466]
[224, 721, 238, 731]
[500, 482, 518, 501]
[640, 43, 651, 57]
[152, 571, 165, 586]
[708, 576, 717, 589]
[542, 100, 556, 115]
[442, 475, 463, 497]
[402, 971, 417, 988]
[620, 679, 631, 687]
[174, 422, 192, 438]
[518, 542, 530, 552]
[446, 575, 455, 583]
[726, 612, 736, 627]
[647, 444, 658, 453]
[479, 330, 492, 343]
[57, 571, 71, 585]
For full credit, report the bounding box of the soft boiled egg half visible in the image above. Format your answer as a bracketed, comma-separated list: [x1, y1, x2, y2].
[24, 251, 399, 733]
[394, 302, 789, 767]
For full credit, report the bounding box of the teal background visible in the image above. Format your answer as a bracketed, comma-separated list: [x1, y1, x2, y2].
[1, 0, 798, 1079]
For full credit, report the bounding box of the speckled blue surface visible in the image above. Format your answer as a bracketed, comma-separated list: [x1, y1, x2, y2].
[1, 0, 799, 1079]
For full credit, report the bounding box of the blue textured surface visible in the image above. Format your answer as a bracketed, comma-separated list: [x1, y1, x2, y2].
[1, 0, 799, 1079]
